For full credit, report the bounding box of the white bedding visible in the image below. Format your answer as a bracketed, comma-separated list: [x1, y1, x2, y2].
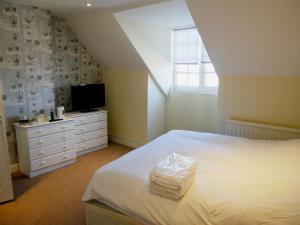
[83, 130, 300, 225]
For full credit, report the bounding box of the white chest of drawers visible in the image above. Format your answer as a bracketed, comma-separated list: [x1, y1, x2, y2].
[66, 110, 108, 156]
[15, 119, 77, 178]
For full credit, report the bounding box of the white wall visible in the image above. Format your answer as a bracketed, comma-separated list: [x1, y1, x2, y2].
[147, 75, 166, 141]
[217, 75, 300, 132]
[114, 13, 173, 95]
[103, 69, 148, 147]
[166, 91, 218, 133]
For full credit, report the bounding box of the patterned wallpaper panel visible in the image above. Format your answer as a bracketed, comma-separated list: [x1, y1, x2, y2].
[0, 1, 101, 163]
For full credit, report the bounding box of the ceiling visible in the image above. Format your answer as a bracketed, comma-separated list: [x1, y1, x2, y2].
[186, 0, 300, 76]
[115, 0, 194, 28]
[9, 0, 167, 15]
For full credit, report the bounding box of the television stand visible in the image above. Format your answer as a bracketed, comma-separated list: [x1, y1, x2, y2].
[80, 108, 99, 113]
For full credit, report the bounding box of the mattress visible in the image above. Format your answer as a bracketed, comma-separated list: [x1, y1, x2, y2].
[83, 130, 300, 225]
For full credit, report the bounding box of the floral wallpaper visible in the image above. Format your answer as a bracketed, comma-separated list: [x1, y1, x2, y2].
[0, 1, 101, 163]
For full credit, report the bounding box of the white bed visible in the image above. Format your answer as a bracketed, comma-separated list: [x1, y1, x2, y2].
[83, 130, 300, 225]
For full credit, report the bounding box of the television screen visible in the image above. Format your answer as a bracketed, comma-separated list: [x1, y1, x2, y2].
[71, 83, 105, 112]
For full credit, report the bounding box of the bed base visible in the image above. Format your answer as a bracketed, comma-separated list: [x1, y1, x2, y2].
[85, 200, 144, 225]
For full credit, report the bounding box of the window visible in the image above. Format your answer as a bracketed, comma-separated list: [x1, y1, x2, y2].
[173, 27, 219, 92]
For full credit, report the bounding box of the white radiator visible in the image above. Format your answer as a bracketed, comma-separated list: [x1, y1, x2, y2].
[224, 119, 300, 140]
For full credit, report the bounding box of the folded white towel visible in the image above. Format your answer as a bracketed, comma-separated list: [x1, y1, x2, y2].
[149, 153, 196, 200]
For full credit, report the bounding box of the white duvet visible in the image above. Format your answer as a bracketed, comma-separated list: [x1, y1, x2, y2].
[83, 130, 300, 225]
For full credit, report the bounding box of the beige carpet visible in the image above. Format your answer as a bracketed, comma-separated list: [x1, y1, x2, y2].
[0, 142, 132, 225]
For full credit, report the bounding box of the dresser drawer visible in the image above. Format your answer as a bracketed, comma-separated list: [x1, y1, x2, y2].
[76, 121, 107, 134]
[77, 136, 108, 152]
[76, 129, 107, 144]
[31, 150, 77, 172]
[29, 130, 76, 150]
[74, 113, 106, 126]
[28, 120, 75, 138]
[29, 139, 76, 160]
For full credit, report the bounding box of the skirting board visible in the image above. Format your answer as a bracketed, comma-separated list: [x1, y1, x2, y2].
[109, 134, 143, 149]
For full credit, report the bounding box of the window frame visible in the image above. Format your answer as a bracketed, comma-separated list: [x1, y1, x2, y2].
[172, 27, 219, 94]
[174, 64, 201, 91]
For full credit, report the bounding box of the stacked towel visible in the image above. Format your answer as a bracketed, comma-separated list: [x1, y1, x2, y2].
[149, 153, 197, 200]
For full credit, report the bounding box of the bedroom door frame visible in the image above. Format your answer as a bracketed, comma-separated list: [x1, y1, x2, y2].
[0, 78, 14, 203]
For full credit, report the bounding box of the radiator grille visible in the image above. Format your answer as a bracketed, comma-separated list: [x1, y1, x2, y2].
[224, 119, 300, 140]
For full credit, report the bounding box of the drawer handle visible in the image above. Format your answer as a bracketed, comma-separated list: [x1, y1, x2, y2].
[41, 161, 47, 166]
[40, 150, 45, 155]
[80, 128, 86, 132]
[62, 136, 67, 140]
[81, 137, 86, 141]
[61, 126, 67, 130]
[36, 130, 43, 134]
[63, 155, 69, 159]
[63, 146, 68, 149]
[81, 146, 86, 150]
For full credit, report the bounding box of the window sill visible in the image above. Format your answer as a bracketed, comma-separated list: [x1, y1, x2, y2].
[170, 88, 219, 96]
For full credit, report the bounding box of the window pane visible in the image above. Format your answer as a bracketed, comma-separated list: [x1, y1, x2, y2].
[204, 63, 215, 73]
[188, 64, 199, 73]
[173, 27, 219, 90]
[175, 64, 188, 73]
[176, 73, 188, 86]
[204, 73, 219, 88]
[175, 64, 200, 88]
[188, 73, 199, 87]
[176, 72, 200, 88]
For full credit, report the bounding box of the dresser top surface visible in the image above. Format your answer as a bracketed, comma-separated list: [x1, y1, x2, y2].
[14, 117, 74, 129]
[65, 110, 107, 118]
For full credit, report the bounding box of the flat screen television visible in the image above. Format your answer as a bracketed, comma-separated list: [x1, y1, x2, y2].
[71, 83, 105, 112]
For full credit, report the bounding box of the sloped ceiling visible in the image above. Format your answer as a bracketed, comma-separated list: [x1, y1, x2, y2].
[186, 0, 300, 76]
[10, 0, 167, 69]
[9, 0, 166, 16]
[114, 0, 194, 94]
[62, 1, 167, 69]
[66, 10, 146, 69]
[10, 0, 299, 76]
[116, 0, 193, 28]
